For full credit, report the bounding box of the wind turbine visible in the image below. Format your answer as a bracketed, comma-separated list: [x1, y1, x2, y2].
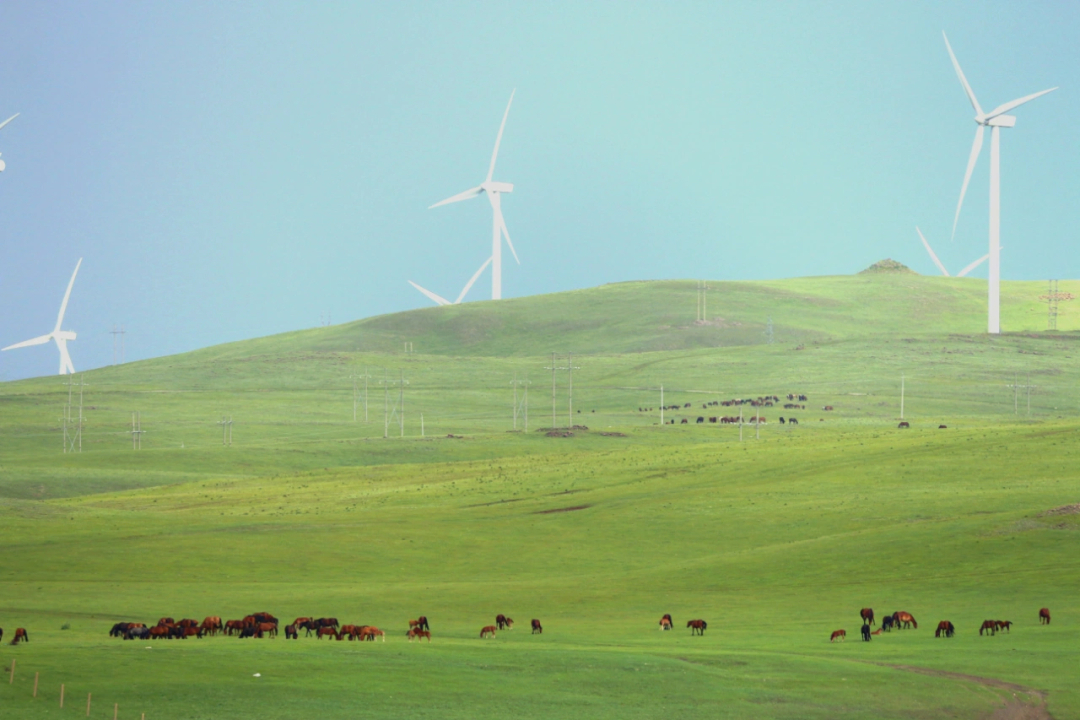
[2, 258, 82, 375]
[429, 91, 519, 300]
[409, 256, 493, 306]
[943, 32, 1057, 333]
[0, 113, 19, 171]
[916, 226, 989, 278]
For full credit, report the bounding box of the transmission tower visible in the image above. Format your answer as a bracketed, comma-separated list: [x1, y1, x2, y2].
[130, 411, 145, 449]
[544, 353, 580, 429]
[512, 372, 530, 431]
[62, 374, 86, 453]
[218, 416, 233, 445]
[381, 369, 408, 438]
[764, 316, 774, 344]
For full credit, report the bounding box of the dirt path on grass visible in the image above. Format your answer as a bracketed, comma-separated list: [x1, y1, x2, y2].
[874, 663, 1052, 720]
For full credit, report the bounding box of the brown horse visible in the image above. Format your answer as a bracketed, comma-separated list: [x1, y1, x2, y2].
[893, 612, 917, 629]
[480, 625, 497, 639]
[979, 620, 996, 636]
[339, 625, 360, 641]
[830, 629, 845, 642]
[224, 619, 246, 636]
[284, 624, 298, 640]
[1039, 608, 1051, 625]
[149, 625, 170, 639]
[292, 617, 312, 628]
[200, 617, 222, 636]
[496, 614, 514, 630]
[416, 616, 430, 632]
[935, 621, 955, 638]
[870, 628, 882, 636]
[363, 627, 386, 642]
[687, 619, 707, 636]
[406, 628, 430, 642]
[531, 619, 543, 634]
[316, 627, 339, 640]
[10, 628, 28, 645]
[994, 620, 1011, 633]
[257, 622, 278, 638]
[177, 618, 199, 629]
[157, 617, 175, 626]
[859, 608, 875, 626]
[659, 614, 673, 631]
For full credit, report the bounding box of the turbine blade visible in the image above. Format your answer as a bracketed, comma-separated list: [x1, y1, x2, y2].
[500, 212, 520, 265]
[455, 257, 493, 304]
[986, 88, 1058, 120]
[486, 90, 515, 183]
[408, 280, 451, 306]
[957, 253, 990, 277]
[951, 125, 984, 241]
[943, 32, 984, 117]
[2, 334, 52, 351]
[428, 186, 483, 209]
[916, 226, 950, 277]
[0, 113, 18, 132]
[54, 258, 82, 334]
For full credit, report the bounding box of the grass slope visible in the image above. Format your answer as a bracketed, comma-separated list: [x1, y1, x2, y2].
[0, 276, 1078, 718]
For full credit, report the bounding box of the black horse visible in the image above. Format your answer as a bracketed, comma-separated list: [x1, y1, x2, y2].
[882, 615, 895, 632]
[861, 624, 871, 642]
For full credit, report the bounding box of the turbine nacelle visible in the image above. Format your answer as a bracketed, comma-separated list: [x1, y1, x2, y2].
[481, 181, 513, 194]
[984, 114, 1016, 128]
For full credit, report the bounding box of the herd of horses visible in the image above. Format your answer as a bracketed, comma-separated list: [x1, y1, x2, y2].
[830, 608, 1050, 642]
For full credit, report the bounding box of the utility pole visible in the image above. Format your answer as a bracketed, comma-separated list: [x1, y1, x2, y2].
[351, 368, 372, 422]
[110, 325, 126, 365]
[130, 412, 144, 449]
[1007, 372, 1019, 414]
[1026, 373, 1035, 417]
[548, 352, 557, 429]
[900, 373, 905, 420]
[567, 352, 580, 428]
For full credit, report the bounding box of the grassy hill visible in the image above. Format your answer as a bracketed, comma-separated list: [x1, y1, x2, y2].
[0, 275, 1078, 719]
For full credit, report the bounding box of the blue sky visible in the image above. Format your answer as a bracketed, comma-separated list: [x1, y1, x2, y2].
[0, 1, 1076, 379]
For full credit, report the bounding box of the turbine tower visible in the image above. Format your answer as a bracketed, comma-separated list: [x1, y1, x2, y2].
[916, 226, 988, 278]
[0, 113, 19, 171]
[2, 258, 82, 375]
[429, 90, 519, 300]
[943, 32, 1057, 334]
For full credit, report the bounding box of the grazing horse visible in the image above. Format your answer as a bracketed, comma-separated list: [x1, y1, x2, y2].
[687, 619, 707, 636]
[316, 627, 339, 640]
[125, 627, 150, 640]
[362, 627, 386, 642]
[1039, 608, 1051, 625]
[830, 629, 845, 643]
[994, 620, 1011, 633]
[158, 617, 175, 626]
[200, 617, 222, 636]
[284, 624, 298, 640]
[531, 619, 543, 634]
[315, 617, 339, 628]
[10, 628, 28, 645]
[659, 614, 673, 631]
[224, 620, 246, 636]
[861, 624, 871, 642]
[238, 626, 263, 639]
[149, 625, 170, 639]
[859, 608, 875, 626]
[979, 620, 996, 636]
[299, 620, 318, 637]
[407, 628, 430, 642]
[339, 625, 360, 641]
[496, 614, 514, 630]
[934, 621, 955, 638]
[898, 421, 910, 429]
[257, 622, 278, 638]
[480, 625, 497, 639]
[110, 622, 131, 637]
[416, 616, 430, 632]
[894, 612, 917, 629]
[881, 615, 895, 632]
[177, 619, 199, 629]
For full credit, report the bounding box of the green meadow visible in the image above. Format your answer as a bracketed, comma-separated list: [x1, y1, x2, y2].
[0, 275, 1077, 719]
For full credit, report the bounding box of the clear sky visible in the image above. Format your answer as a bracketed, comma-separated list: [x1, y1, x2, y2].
[0, 1, 1076, 379]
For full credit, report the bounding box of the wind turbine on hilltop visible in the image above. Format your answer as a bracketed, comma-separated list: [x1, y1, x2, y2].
[916, 226, 988, 278]
[2, 258, 82, 375]
[943, 32, 1057, 334]
[0, 113, 19, 171]
[425, 90, 519, 301]
[409, 256, 493, 306]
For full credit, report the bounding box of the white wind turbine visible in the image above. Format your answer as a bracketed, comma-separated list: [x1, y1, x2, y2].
[427, 90, 519, 301]
[2, 258, 82, 375]
[409, 256, 493, 306]
[916, 226, 989, 278]
[0, 113, 19, 171]
[943, 32, 1057, 334]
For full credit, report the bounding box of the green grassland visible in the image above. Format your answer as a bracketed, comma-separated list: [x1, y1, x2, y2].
[0, 275, 1078, 719]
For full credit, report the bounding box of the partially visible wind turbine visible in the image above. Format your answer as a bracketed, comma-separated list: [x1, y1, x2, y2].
[916, 226, 989, 277]
[409, 256, 494, 306]
[429, 91, 519, 300]
[943, 32, 1057, 333]
[0, 113, 19, 172]
[2, 258, 82, 375]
